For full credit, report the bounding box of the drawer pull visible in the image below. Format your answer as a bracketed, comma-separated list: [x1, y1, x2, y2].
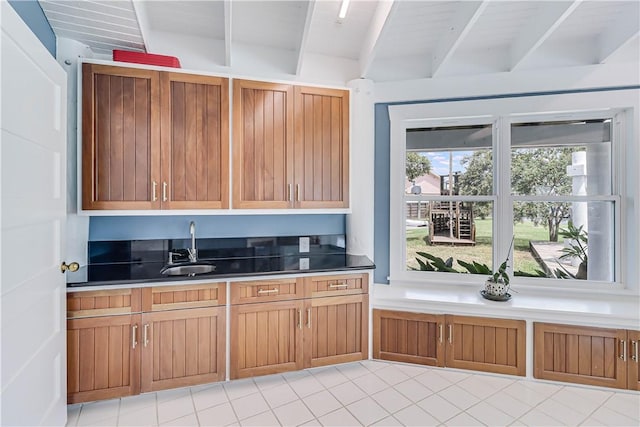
[306, 308, 311, 329]
[439, 323, 443, 344]
[131, 324, 138, 349]
[632, 340, 638, 362]
[257, 288, 279, 295]
[448, 324, 453, 344]
[329, 283, 348, 289]
[297, 310, 302, 329]
[162, 182, 168, 202]
[619, 340, 627, 361]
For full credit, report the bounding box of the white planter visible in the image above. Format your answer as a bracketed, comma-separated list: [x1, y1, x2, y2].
[485, 279, 509, 297]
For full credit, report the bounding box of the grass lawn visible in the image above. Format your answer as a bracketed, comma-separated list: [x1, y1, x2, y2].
[406, 218, 548, 274]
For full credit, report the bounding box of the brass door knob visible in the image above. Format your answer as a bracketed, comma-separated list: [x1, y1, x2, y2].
[60, 261, 80, 273]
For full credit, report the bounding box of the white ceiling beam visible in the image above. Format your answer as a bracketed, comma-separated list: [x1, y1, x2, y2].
[130, 0, 154, 52]
[295, 0, 316, 76]
[431, 1, 489, 78]
[510, 1, 582, 71]
[598, 2, 640, 63]
[224, 0, 232, 67]
[358, 0, 398, 78]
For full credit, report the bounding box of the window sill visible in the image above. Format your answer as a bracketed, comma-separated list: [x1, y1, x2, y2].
[372, 281, 640, 329]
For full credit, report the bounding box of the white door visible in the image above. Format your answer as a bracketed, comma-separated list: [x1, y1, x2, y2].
[1, 3, 68, 426]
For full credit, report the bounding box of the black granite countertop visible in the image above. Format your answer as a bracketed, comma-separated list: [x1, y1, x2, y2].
[67, 253, 375, 287]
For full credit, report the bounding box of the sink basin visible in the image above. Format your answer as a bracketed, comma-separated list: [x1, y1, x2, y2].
[161, 263, 216, 276]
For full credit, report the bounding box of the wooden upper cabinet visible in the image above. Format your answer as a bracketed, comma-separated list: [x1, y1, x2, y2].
[82, 63, 160, 210]
[82, 63, 229, 210]
[233, 79, 294, 209]
[294, 86, 349, 208]
[233, 80, 349, 209]
[160, 72, 229, 209]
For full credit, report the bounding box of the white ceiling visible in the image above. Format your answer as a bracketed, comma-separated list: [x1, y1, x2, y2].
[39, 0, 640, 83]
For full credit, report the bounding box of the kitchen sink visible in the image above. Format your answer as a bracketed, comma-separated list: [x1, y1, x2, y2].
[160, 262, 216, 276]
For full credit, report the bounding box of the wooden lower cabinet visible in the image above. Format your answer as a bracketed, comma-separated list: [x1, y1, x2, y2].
[306, 294, 368, 368]
[373, 310, 444, 367]
[373, 310, 525, 376]
[67, 314, 141, 404]
[231, 300, 304, 379]
[230, 274, 369, 379]
[67, 284, 226, 403]
[141, 306, 226, 392]
[628, 330, 640, 391]
[447, 315, 525, 376]
[534, 322, 639, 390]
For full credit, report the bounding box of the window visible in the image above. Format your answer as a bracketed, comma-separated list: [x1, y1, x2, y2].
[404, 124, 494, 274]
[388, 90, 637, 291]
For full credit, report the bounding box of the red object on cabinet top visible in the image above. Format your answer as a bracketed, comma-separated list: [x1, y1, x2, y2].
[112, 50, 181, 68]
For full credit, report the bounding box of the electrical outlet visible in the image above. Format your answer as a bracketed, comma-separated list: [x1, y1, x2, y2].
[299, 236, 310, 253]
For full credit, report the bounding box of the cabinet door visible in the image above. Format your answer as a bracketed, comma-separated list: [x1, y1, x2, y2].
[447, 315, 526, 376]
[373, 309, 445, 367]
[82, 63, 160, 210]
[230, 300, 303, 379]
[160, 72, 229, 209]
[233, 79, 294, 208]
[141, 306, 225, 392]
[628, 330, 640, 391]
[294, 86, 349, 208]
[534, 323, 627, 389]
[305, 294, 368, 368]
[67, 314, 141, 403]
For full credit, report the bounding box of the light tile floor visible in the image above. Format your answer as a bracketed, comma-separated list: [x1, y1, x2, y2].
[67, 360, 640, 427]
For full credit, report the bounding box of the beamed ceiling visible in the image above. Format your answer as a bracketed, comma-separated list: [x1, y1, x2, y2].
[40, 0, 639, 83]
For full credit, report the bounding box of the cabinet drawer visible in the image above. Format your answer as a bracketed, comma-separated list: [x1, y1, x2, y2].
[142, 283, 226, 312]
[231, 278, 303, 304]
[305, 273, 368, 298]
[67, 289, 142, 318]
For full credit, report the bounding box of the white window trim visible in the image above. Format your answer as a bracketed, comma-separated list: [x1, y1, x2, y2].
[389, 89, 639, 296]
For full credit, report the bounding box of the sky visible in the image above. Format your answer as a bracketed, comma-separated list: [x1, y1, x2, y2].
[424, 151, 471, 176]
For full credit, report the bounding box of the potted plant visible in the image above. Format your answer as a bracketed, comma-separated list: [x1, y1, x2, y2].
[484, 236, 515, 299]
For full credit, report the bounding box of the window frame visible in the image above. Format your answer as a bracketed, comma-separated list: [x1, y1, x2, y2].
[388, 90, 637, 294]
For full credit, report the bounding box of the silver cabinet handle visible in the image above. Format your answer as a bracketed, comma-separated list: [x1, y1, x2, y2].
[257, 288, 279, 295]
[143, 323, 149, 347]
[296, 184, 300, 202]
[329, 283, 348, 289]
[632, 340, 638, 362]
[448, 324, 453, 344]
[439, 324, 443, 344]
[619, 340, 627, 361]
[306, 308, 311, 329]
[152, 181, 158, 201]
[288, 184, 293, 202]
[297, 310, 302, 329]
[132, 324, 138, 349]
[162, 182, 168, 202]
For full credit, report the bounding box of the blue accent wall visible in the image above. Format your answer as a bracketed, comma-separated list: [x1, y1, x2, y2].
[373, 85, 640, 285]
[374, 105, 391, 284]
[8, 0, 56, 57]
[89, 215, 346, 241]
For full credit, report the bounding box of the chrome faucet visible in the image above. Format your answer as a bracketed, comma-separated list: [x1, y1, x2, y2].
[188, 221, 198, 262]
